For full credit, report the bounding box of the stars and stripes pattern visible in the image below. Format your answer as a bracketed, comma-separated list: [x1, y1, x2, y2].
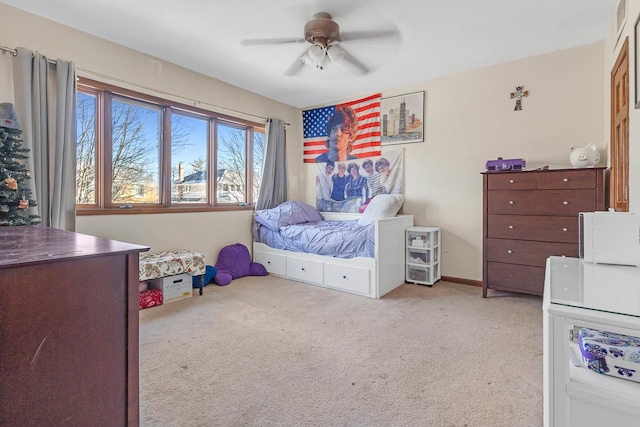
[302, 93, 382, 163]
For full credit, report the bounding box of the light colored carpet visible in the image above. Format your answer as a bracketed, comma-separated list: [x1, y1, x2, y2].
[139, 276, 543, 427]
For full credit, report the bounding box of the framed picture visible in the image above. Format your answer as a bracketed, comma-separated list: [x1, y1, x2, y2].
[635, 13, 640, 109]
[380, 91, 424, 145]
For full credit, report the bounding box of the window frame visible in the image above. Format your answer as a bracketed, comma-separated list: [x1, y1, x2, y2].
[76, 77, 265, 215]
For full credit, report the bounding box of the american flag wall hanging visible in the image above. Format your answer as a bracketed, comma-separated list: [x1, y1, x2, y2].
[302, 93, 382, 163]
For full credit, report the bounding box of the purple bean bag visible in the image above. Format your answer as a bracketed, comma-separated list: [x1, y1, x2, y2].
[213, 243, 268, 286]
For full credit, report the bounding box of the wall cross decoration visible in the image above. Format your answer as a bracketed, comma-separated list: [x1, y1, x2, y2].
[510, 86, 529, 111]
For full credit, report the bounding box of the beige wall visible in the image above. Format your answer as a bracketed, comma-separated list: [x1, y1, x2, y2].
[302, 43, 606, 281]
[0, 4, 303, 265]
[0, 3, 612, 282]
[605, 1, 640, 212]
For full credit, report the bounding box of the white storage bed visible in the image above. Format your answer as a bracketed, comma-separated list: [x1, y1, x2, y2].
[253, 213, 414, 298]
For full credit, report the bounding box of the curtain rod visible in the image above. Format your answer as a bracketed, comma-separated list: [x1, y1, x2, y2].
[0, 46, 16, 56]
[1, 45, 56, 65]
[0, 45, 290, 126]
[78, 68, 291, 125]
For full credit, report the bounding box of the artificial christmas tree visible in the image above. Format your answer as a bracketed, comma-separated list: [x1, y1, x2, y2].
[0, 103, 40, 226]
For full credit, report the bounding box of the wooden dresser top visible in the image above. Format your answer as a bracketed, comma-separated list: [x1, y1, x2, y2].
[481, 166, 606, 175]
[0, 225, 149, 268]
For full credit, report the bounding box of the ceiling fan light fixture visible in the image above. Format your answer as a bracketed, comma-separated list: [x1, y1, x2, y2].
[299, 51, 313, 65]
[327, 44, 345, 63]
[307, 44, 326, 61]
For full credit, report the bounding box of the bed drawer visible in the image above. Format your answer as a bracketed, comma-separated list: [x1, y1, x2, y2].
[287, 256, 323, 286]
[253, 250, 286, 276]
[324, 263, 370, 296]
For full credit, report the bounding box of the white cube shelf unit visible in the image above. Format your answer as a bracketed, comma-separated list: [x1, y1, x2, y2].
[406, 226, 441, 286]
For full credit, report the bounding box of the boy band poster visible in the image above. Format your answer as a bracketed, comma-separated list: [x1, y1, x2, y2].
[315, 149, 404, 213]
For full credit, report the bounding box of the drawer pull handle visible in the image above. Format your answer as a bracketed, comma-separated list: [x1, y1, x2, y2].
[509, 200, 514, 205]
[563, 201, 568, 205]
[509, 179, 514, 184]
[508, 225, 514, 229]
[343, 275, 347, 279]
[267, 261, 271, 264]
[301, 267, 305, 271]
[562, 227, 568, 232]
[507, 250, 513, 254]
[563, 178, 568, 183]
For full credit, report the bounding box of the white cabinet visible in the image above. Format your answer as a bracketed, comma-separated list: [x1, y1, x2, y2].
[406, 226, 441, 285]
[543, 256, 640, 427]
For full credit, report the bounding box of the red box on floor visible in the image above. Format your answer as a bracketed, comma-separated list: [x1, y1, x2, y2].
[139, 289, 163, 310]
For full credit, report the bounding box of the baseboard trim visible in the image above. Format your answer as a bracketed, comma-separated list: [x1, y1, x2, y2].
[441, 276, 482, 287]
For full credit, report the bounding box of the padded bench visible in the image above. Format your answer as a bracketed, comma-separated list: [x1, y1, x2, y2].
[139, 250, 206, 296]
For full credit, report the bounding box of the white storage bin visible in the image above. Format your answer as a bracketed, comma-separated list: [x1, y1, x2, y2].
[149, 273, 192, 303]
[406, 226, 441, 285]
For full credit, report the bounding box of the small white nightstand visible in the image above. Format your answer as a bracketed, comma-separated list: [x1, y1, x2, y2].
[405, 226, 441, 285]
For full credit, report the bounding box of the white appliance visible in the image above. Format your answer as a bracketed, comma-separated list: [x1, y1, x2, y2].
[579, 211, 640, 266]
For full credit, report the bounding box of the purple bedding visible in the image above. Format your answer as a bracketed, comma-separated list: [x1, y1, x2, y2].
[253, 201, 375, 258]
[253, 219, 375, 258]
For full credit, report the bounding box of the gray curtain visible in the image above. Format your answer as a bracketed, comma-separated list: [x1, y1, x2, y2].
[255, 118, 288, 210]
[12, 47, 77, 231]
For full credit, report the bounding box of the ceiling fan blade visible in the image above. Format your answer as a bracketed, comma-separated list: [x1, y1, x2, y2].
[284, 59, 305, 76]
[241, 37, 306, 46]
[340, 50, 368, 76]
[339, 29, 400, 42]
[284, 57, 305, 76]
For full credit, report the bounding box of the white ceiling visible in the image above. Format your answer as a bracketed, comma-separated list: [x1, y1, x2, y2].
[3, 0, 617, 109]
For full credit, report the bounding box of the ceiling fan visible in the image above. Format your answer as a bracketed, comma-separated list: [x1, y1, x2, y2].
[240, 12, 399, 76]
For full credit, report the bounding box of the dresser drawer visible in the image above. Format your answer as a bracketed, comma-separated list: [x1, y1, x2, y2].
[486, 172, 538, 190]
[487, 189, 597, 216]
[537, 169, 596, 189]
[487, 214, 579, 243]
[486, 262, 545, 295]
[486, 238, 577, 267]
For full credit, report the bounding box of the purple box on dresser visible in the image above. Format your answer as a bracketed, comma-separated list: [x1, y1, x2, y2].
[485, 157, 526, 172]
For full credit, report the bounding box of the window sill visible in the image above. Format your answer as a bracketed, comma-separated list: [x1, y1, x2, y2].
[76, 205, 255, 215]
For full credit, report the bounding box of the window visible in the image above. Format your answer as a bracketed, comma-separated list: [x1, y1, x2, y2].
[171, 112, 208, 204]
[76, 77, 265, 214]
[111, 96, 161, 204]
[216, 122, 246, 204]
[76, 90, 97, 204]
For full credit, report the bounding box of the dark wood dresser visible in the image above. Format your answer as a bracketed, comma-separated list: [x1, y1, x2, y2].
[482, 167, 605, 297]
[0, 226, 148, 426]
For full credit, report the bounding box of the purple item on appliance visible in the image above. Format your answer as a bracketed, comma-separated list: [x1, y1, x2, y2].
[485, 157, 526, 172]
[578, 328, 640, 382]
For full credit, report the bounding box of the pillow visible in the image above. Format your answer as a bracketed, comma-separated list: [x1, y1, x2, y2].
[357, 194, 405, 226]
[255, 201, 323, 231]
[192, 265, 217, 288]
[213, 243, 268, 286]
